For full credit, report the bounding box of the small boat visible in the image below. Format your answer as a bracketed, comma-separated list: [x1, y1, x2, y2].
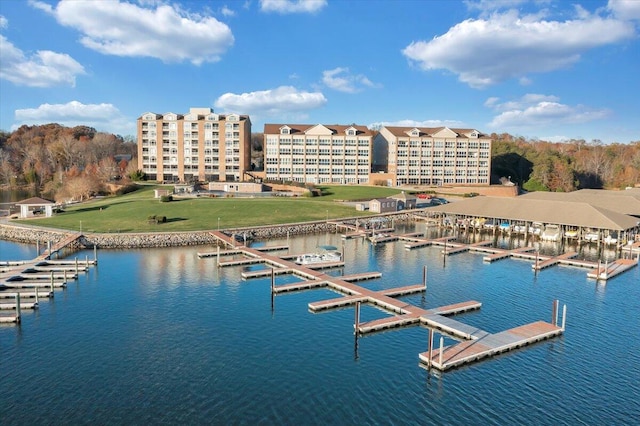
[603, 233, 618, 245]
[541, 224, 561, 242]
[531, 222, 544, 236]
[584, 230, 599, 243]
[295, 245, 342, 265]
[499, 222, 511, 232]
[565, 228, 579, 239]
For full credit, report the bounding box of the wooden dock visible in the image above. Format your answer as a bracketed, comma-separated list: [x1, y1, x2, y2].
[206, 230, 567, 372]
[586, 258, 638, 282]
[419, 321, 564, 371]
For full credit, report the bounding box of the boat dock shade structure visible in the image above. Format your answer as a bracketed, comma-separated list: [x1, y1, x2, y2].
[430, 196, 640, 235]
[520, 188, 640, 217]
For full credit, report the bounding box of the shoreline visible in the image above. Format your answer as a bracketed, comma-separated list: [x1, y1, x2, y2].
[0, 212, 416, 249]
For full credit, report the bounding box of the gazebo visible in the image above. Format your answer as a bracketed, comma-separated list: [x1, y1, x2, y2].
[15, 197, 55, 218]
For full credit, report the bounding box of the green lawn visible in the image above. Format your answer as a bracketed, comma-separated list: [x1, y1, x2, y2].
[16, 185, 402, 233]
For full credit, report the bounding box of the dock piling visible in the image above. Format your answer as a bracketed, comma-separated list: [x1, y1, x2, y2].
[35, 285, 39, 304]
[552, 299, 559, 326]
[15, 293, 21, 323]
[438, 336, 444, 366]
[427, 328, 434, 369]
[217, 246, 220, 266]
[64, 269, 67, 283]
[354, 301, 361, 335]
[270, 267, 275, 294]
[423, 265, 427, 290]
[562, 304, 567, 331]
[94, 245, 97, 262]
[75, 257, 79, 276]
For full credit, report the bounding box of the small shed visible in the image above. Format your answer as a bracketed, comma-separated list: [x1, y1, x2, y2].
[370, 198, 397, 213]
[16, 197, 55, 218]
[388, 191, 417, 210]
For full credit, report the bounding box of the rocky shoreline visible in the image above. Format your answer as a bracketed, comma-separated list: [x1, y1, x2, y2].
[0, 213, 418, 249]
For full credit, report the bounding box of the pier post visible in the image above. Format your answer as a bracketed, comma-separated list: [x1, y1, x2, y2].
[552, 299, 558, 326]
[15, 293, 21, 323]
[94, 245, 97, 262]
[64, 269, 67, 284]
[535, 251, 539, 274]
[217, 246, 220, 266]
[37, 240, 40, 255]
[427, 328, 434, 368]
[48, 240, 51, 258]
[50, 271, 54, 295]
[86, 255, 89, 267]
[561, 304, 567, 331]
[438, 336, 444, 366]
[270, 268, 275, 294]
[423, 265, 427, 291]
[354, 301, 361, 335]
[75, 257, 79, 276]
[35, 285, 39, 305]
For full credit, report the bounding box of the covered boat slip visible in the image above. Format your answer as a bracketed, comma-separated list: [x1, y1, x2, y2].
[208, 231, 565, 371]
[428, 192, 640, 248]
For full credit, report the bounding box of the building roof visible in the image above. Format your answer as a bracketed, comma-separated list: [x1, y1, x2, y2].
[430, 196, 640, 231]
[520, 189, 640, 216]
[16, 197, 55, 206]
[388, 191, 417, 201]
[263, 123, 373, 136]
[380, 126, 488, 138]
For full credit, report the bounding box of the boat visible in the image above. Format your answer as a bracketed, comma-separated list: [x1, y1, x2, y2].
[294, 245, 342, 265]
[565, 228, 579, 239]
[584, 230, 599, 243]
[531, 222, 544, 236]
[603, 232, 618, 245]
[541, 224, 561, 242]
[499, 222, 511, 232]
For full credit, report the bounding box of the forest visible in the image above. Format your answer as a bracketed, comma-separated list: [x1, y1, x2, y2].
[1, 124, 639, 203]
[0, 124, 138, 201]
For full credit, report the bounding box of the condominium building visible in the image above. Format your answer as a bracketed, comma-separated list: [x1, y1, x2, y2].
[137, 107, 252, 182]
[373, 126, 491, 186]
[263, 123, 373, 184]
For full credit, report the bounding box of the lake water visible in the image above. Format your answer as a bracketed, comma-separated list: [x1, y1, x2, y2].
[1, 227, 639, 425]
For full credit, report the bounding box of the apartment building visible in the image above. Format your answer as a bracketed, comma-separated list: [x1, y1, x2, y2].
[373, 126, 491, 186]
[137, 107, 252, 182]
[263, 123, 373, 184]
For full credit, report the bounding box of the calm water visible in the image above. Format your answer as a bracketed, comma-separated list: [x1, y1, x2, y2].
[1, 227, 639, 425]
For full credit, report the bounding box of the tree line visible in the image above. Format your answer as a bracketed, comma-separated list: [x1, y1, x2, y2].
[1, 125, 638, 202]
[490, 133, 640, 191]
[0, 124, 138, 202]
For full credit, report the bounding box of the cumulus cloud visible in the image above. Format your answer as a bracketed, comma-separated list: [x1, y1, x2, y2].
[0, 15, 8, 29]
[368, 119, 466, 130]
[608, 0, 640, 20]
[31, 0, 234, 65]
[14, 101, 134, 135]
[402, 9, 636, 88]
[0, 32, 85, 87]
[260, 0, 327, 14]
[214, 86, 327, 118]
[322, 67, 380, 93]
[486, 94, 610, 129]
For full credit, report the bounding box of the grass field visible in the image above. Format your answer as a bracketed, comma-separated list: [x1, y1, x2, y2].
[14, 185, 403, 233]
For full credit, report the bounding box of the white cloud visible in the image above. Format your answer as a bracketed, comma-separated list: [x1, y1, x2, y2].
[221, 5, 236, 17]
[214, 86, 327, 117]
[31, 0, 234, 65]
[402, 9, 636, 88]
[486, 94, 610, 129]
[368, 119, 466, 129]
[322, 67, 380, 93]
[260, 0, 327, 14]
[0, 15, 8, 29]
[13, 101, 134, 135]
[608, 0, 640, 20]
[0, 34, 85, 87]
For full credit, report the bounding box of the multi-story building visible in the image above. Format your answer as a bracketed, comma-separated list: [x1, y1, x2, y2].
[263, 123, 373, 184]
[137, 107, 252, 182]
[373, 126, 491, 186]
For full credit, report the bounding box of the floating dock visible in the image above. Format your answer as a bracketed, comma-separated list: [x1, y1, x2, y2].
[206, 230, 565, 372]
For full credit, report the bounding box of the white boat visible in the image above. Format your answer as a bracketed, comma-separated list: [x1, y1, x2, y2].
[295, 245, 342, 265]
[541, 224, 561, 242]
[531, 222, 544, 236]
[565, 228, 579, 239]
[604, 233, 618, 245]
[584, 230, 599, 242]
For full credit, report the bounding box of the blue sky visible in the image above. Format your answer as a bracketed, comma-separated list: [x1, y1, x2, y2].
[0, 0, 638, 143]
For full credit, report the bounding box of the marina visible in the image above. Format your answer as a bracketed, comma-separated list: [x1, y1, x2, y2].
[207, 230, 567, 371]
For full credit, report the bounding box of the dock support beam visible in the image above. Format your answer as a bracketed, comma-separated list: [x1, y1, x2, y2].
[354, 301, 361, 335]
[15, 293, 21, 323]
[438, 336, 444, 366]
[427, 328, 434, 368]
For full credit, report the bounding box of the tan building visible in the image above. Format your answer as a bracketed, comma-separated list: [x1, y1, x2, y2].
[373, 126, 492, 186]
[263, 123, 373, 184]
[138, 107, 252, 182]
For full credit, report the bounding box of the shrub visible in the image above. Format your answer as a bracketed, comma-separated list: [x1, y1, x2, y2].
[115, 183, 139, 196]
[160, 195, 173, 202]
[147, 214, 167, 224]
